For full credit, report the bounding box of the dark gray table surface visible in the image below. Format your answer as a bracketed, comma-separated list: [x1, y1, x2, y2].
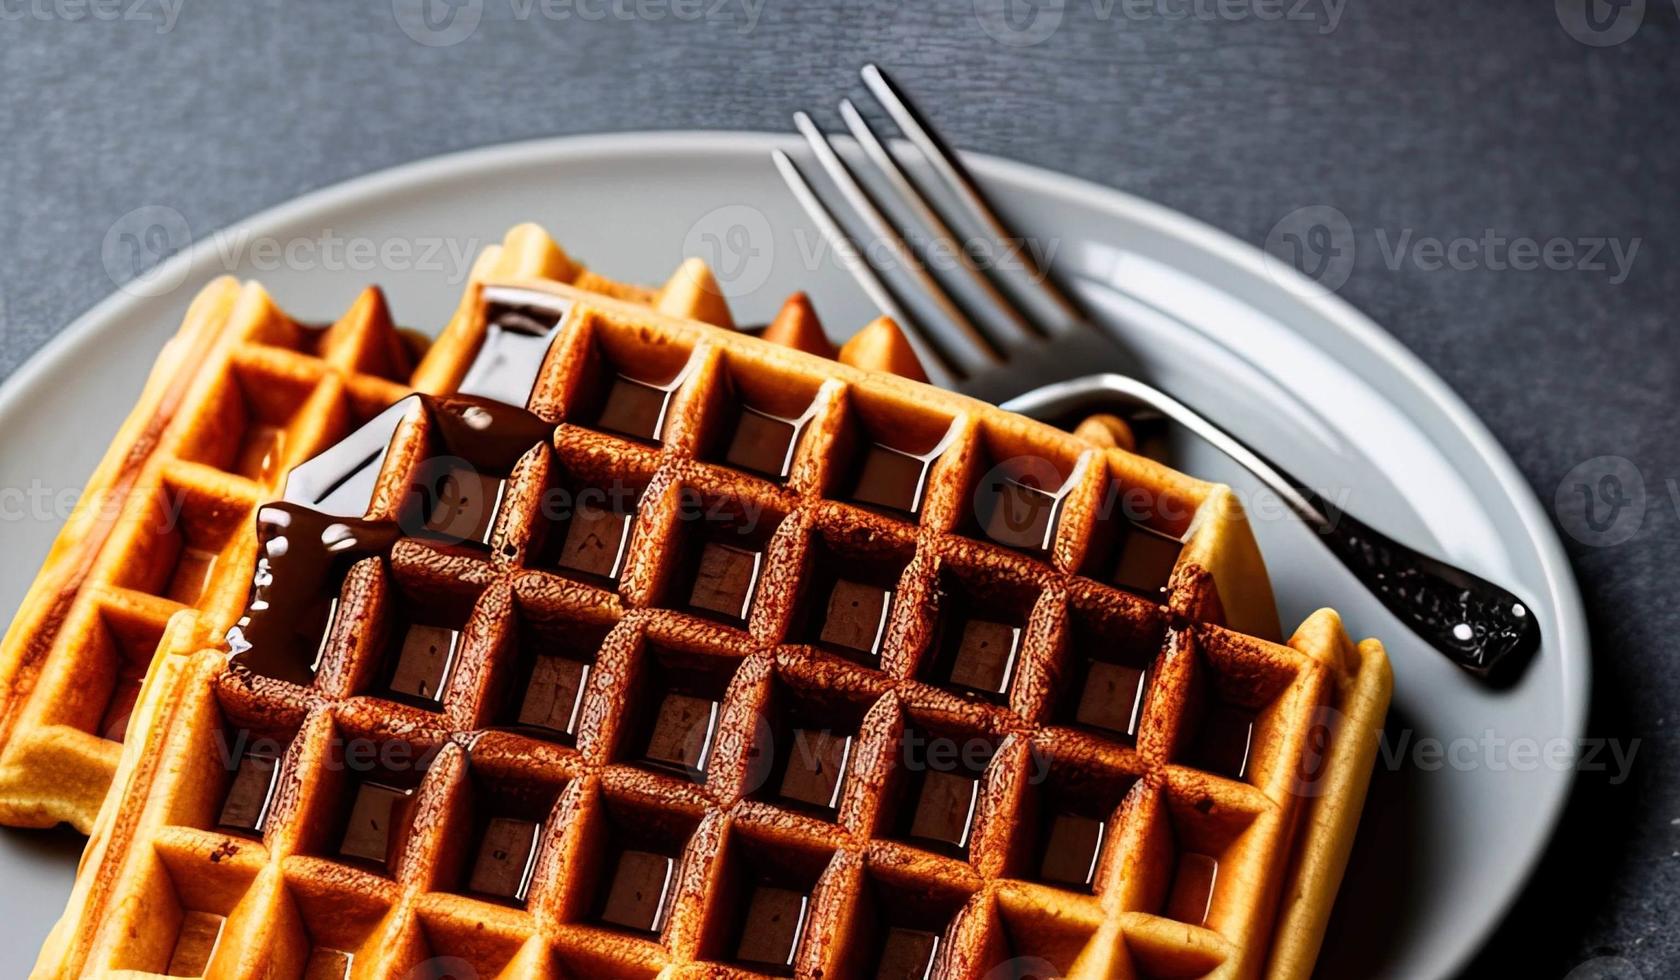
[1, 3, 1674, 977]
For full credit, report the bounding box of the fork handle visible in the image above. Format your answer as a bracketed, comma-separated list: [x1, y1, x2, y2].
[1003, 374, 1541, 678]
[1293, 485, 1540, 677]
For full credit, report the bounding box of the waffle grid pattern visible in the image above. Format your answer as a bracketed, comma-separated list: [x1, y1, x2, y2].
[0, 280, 416, 830]
[0, 225, 714, 834]
[40, 278, 1371, 980]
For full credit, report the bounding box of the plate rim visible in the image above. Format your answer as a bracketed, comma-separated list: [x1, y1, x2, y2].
[0, 129, 1588, 978]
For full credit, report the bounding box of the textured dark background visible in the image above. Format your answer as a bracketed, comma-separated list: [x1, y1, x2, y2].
[0, 2, 1674, 977]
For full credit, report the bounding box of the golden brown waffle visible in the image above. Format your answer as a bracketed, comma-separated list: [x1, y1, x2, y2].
[0, 226, 736, 834]
[32, 227, 1390, 980]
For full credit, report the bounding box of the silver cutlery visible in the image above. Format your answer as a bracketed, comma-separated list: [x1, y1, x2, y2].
[771, 63, 1540, 679]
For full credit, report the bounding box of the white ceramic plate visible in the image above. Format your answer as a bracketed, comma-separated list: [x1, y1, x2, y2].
[0, 133, 1586, 978]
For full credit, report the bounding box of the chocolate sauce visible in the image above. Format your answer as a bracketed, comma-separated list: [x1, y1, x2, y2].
[642, 691, 721, 778]
[381, 624, 460, 709]
[282, 396, 410, 518]
[424, 394, 557, 473]
[414, 465, 506, 546]
[549, 503, 636, 583]
[513, 655, 592, 741]
[404, 395, 555, 547]
[895, 730, 994, 858]
[226, 503, 402, 686]
[232, 394, 555, 684]
[457, 291, 575, 408]
[905, 770, 980, 855]
[934, 615, 1022, 702]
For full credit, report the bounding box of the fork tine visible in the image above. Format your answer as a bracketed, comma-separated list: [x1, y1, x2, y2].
[837, 99, 1046, 345]
[769, 149, 960, 386]
[791, 111, 1003, 375]
[861, 63, 1086, 326]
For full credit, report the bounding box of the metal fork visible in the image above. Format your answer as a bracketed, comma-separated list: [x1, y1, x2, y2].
[772, 64, 1540, 680]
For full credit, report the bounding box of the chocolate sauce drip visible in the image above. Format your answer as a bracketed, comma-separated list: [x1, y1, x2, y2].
[233, 395, 555, 683]
[282, 396, 411, 518]
[457, 291, 574, 408]
[226, 503, 403, 685]
[404, 395, 556, 546]
[424, 394, 557, 473]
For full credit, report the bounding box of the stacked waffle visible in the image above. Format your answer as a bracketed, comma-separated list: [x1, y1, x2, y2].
[8, 226, 1389, 979]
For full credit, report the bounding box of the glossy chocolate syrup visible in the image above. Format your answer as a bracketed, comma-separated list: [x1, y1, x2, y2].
[424, 394, 557, 472]
[405, 395, 554, 547]
[281, 396, 411, 518]
[457, 289, 575, 408]
[232, 393, 555, 685]
[226, 503, 403, 685]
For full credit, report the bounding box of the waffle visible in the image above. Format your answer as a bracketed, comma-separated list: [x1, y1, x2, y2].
[0, 225, 737, 834]
[31, 228, 1390, 980]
